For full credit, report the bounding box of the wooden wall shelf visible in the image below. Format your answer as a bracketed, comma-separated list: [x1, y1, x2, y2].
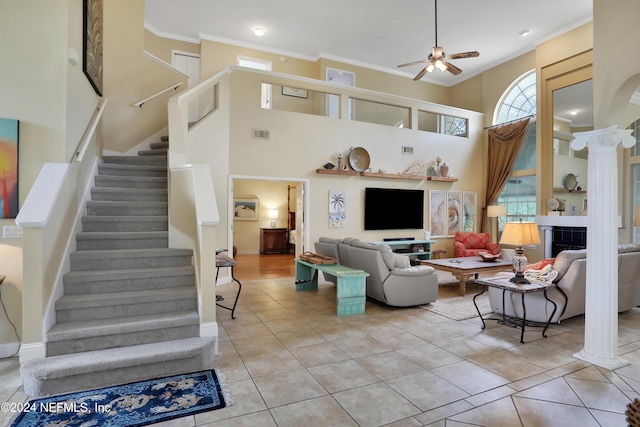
[316, 169, 458, 182]
[553, 187, 586, 194]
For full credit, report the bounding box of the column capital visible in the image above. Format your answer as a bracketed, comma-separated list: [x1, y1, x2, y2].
[571, 125, 636, 151]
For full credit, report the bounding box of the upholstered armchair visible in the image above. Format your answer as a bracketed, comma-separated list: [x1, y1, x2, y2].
[454, 231, 501, 257]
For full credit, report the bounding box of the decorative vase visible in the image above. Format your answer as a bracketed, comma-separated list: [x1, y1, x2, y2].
[439, 163, 449, 177]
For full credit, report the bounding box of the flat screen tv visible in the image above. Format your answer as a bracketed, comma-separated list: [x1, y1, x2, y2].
[364, 187, 424, 230]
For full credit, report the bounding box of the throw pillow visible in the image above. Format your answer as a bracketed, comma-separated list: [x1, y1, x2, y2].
[524, 258, 555, 271]
[393, 254, 410, 268]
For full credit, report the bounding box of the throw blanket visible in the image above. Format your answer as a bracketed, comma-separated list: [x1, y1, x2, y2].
[524, 264, 558, 283]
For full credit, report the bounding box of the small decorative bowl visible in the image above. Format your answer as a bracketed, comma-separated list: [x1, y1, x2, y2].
[478, 252, 500, 262]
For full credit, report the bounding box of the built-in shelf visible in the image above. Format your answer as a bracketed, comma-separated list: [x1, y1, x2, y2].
[316, 168, 358, 176]
[316, 169, 458, 182]
[553, 187, 586, 194]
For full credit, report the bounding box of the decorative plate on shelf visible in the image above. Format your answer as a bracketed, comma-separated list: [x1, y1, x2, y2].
[349, 147, 370, 172]
[547, 198, 560, 211]
[564, 173, 577, 191]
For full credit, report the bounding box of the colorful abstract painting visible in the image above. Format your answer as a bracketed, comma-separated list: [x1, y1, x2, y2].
[0, 118, 19, 219]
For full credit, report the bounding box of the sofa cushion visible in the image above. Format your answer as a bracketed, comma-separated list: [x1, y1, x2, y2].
[552, 249, 586, 282]
[618, 243, 640, 254]
[319, 237, 343, 244]
[350, 239, 395, 270]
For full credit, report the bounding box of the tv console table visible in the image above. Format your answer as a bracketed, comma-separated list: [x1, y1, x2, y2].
[371, 239, 434, 262]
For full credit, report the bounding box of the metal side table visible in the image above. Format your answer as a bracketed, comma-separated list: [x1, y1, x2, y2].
[215, 253, 241, 319]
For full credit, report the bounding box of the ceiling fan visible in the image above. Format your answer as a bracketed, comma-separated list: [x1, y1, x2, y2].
[398, 0, 479, 80]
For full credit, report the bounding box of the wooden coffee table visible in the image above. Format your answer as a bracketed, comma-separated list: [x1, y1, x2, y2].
[421, 256, 513, 296]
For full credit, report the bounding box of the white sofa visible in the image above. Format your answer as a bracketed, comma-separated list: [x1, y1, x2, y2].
[314, 237, 438, 307]
[489, 244, 640, 323]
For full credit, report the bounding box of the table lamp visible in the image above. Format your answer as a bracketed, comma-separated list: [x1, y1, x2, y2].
[499, 219, 541, 284]
[487, 205, 507, 243]
[268, 209, 279, 228]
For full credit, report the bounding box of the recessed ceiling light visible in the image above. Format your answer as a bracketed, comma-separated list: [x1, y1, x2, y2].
[253, 27, 265, 37]
[570, 111, 578, 116]
[519, 29, 531, 37]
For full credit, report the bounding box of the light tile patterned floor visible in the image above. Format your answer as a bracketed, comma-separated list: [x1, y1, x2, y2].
[2, 276, 639, 427]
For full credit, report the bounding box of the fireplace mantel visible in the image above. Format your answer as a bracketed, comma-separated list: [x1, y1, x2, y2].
[535, 215, 622, 257]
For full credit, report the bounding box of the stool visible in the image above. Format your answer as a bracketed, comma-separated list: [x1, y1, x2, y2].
[432, 249, 446, 259]
[215, 253, 242, 319]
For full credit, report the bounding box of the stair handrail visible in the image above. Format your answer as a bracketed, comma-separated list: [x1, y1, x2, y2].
[133, 83, 183, 108]
[143, 51, 189, 79]
[73, 97, 108, 163]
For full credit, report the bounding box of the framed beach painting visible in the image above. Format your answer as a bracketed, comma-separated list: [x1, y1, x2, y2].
[233, 198, 259, 221]
[463, 191, 477, 232]
[329, 189, 346, 228]
[0, 118, 19, 219]
[447, 191, 463, 236]
[429, 190, 447, 238]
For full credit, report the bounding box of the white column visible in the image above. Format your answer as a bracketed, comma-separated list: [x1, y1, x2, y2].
[570, 126, 635, 370]
[540, 225, 553, 258]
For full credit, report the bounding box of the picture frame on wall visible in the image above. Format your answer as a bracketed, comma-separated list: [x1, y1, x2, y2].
[463, 191, 477, 232]
[329, 189, 346, 228]
[447, 191, 463, 236]
[0, 118, 19, 219]
[83, 0, 104, 96]
[233, 198, 259, 221]
[282, 86, 308, 98]
[429, 190, 447, 238]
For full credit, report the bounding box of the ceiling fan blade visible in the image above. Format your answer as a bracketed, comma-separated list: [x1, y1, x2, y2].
[447, 51, 480, 60]
[397, 59, 427, 68]
[413, 66, 429, 81]
[445, 61, 462, 75]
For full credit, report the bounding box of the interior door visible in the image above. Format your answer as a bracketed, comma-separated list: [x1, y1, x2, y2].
[295, 183, 305, 258]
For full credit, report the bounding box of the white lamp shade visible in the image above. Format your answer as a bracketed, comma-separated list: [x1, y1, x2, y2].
[487, 205, 507, 218]
[268, 209, 279, 219]
[499, 221, 541, 247]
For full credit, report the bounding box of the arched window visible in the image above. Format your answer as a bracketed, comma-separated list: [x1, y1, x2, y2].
[493, 70, 537, 231]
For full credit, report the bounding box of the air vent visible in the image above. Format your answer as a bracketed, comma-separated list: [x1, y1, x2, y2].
[252, 129, 270, 140]
[402, 146, 414, 155]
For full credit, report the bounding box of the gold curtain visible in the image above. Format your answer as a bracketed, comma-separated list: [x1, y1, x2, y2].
[481, 118, 532, 232]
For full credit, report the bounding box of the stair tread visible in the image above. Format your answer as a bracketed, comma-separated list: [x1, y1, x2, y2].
[82, 215, 168, 222]
[99, 163, 166, 171]
[92, 187, 167, 193]
[76, 231, 168, 240]
[71, 247, 191, 259]
[47, 311, 199, 342]
[22, 337, 215, 380]
[63, 265, 194, 282]
[56, 287, 196, 309]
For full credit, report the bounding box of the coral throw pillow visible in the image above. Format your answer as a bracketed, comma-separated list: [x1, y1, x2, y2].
[524, 258, 555, 271]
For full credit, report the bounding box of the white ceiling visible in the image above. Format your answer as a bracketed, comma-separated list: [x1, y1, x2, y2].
[144, 0, 593, 87]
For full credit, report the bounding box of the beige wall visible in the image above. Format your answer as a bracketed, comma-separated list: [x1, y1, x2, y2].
[102, 0, 188, 153]
[144, 29, 200, 64]
[0, 0, 100, 352]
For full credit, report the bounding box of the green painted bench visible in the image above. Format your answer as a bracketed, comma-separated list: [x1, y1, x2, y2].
[294, 259, 369, 316]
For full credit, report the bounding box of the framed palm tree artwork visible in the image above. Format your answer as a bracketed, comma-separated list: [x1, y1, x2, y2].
[329, 189, 346, 227]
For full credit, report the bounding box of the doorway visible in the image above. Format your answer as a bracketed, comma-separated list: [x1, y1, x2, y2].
[229, 176, 309, 260]
[326, 67, 355, 119]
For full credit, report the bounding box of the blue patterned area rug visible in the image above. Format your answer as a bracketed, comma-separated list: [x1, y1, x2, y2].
[11, 369, 230, 427]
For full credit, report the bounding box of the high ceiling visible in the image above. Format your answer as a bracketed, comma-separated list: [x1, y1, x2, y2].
[144, 0, 593, 87]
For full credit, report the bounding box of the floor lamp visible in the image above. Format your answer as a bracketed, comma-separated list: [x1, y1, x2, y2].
[487, 205, 507, 243]
[634, 206, 640, 227]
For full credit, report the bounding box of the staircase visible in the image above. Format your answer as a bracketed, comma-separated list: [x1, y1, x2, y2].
[21, 139, 216, 396]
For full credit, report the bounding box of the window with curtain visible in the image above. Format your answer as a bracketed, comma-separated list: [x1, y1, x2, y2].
[493, 70, 537, 237]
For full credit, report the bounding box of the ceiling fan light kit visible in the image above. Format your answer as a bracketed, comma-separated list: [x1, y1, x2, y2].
[398, 0, 479, 80]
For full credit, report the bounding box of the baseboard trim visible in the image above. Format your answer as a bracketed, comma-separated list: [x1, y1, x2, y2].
[200, 322, 219, 355]
[0, 342, 20, 359]
[19, 342, 45, 363]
